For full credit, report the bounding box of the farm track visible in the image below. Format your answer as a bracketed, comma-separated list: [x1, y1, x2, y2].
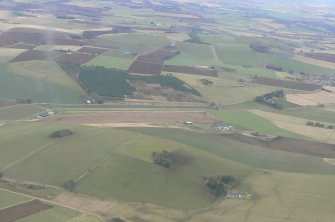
[1, 127, 100, 172]
[73, 135, 142, 184]
[0, 141, 57, 172]
[0, 187, 85, 215]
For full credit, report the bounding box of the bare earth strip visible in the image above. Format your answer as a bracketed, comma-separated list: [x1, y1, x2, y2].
[53, 192, 114, 215]
[324, 158, 335, 166]
[42, 111, 215, 125]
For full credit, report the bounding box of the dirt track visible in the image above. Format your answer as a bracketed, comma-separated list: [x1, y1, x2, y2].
[43, 111, 215, 125]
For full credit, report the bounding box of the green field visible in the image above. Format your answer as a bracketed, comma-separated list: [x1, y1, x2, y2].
[215, 44, 335, 75]
[8, 61, 84, 93]
[0, 63, 85, 104]
[96, 33, 171, 53]
[165, 42, 222, 66]
[0, 189, 30, 209]
[1, 122, 335, 212]
[173, 72, 288, 105]
[210, 109, 305, 138]
[84, 55, 133, 70]
[0, 104, 45, 121]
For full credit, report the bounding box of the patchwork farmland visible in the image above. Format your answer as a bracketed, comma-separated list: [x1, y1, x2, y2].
[1, 0, 335, 222]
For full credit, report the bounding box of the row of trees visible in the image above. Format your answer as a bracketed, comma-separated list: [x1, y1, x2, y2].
[306, 121, 335, 129]
[50, 129, 74, 139]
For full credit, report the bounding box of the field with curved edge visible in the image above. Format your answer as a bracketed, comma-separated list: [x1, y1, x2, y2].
[1, 122, 335, 215]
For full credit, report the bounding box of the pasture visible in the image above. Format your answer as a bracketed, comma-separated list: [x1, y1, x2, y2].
[1, 122, 334, 212]
[0, 63, 84, 104]
[215, 43, 335, 76]
[0, 104, 45, 121]
[164, 42, 222, 67]
[96, 33, 171, 53]
[210, 110, 305, 138]
[8, 61, 85, 93]
[84, 55, 133, 70]
[0, 190, 30, 209]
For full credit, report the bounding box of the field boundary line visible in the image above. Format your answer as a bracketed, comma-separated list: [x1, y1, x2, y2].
[0, 104, 20, 110]
[0, 140, 57, 172]
[0, 199, 33, 211]
[0, 187, 84, 213]
[74, 135, 142, 184]
[1, 127, 100, 172]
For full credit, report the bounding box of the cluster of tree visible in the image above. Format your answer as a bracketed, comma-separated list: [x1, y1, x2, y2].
[152, 151, 172, 168]
[265, 64, 284, 72]
[79, 66, 200, 99]
[306, 121, 335, 129]
[185, 32, 209, 45]
[63, 180, 76, 192]
[255, 90, 285, 109]
[0, 172, 3, 179]
[16, 98, 32, 104]
[79, 66, 136, 98]
[50, 129, 74, 139]
[205, 175, 237, 197]
[200, 79, 214, 86]
[107, 218, 125, 222]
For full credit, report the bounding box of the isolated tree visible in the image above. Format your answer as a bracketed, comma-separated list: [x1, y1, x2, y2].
[63, 180, 76, 192]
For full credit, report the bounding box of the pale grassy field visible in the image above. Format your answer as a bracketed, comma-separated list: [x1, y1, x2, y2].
[0, 48, 27, 63]
[0, 104, 45, 121]
[8, 61, 85, 93]
[286, 91, 335, 106]
[250, 109, 335, 144]
[0, 189, 30, 209]
[293, 55, 335, 69]
[34, 45, 82, 52]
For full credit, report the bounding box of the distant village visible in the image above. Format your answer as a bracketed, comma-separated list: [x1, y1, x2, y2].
[301, 73, 335, 86]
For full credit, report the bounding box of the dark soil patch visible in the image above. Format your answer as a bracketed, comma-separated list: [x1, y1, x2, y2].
[222, 133, 335, 158]
[128, 61, 163, 74]
[252, 77, 320, 91]
[9, 50, 64, 63]
[0, 28, 78, 48]
[171, 150, 193, 168]
[163, 65, 218, 77]
[136, 49, 178, 64]
[55, 52, 97, 65]
[0, 199, 52, 222]
[303, 53, 335, 63]
[128, 49, 178, 74]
